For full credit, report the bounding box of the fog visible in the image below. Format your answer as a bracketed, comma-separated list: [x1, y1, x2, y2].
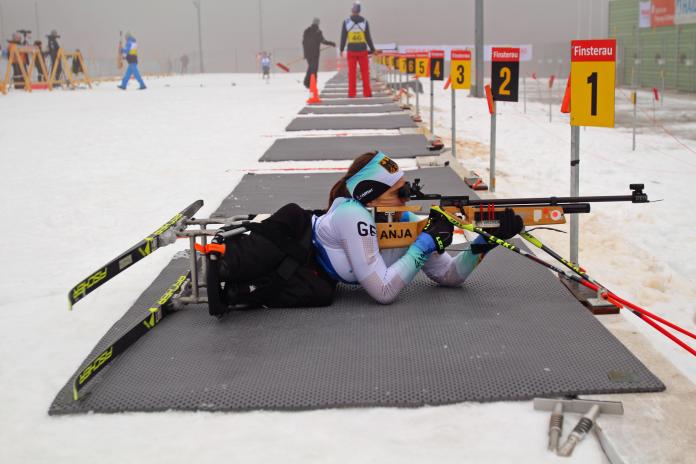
[0, 0, 608, 74]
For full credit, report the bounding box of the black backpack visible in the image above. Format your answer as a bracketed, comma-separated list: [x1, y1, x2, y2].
[205, 203, 336, 316]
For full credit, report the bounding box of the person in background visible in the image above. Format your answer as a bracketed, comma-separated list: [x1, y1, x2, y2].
[302, 18, 336, 89]
[180, 54, 189, 74]
[260, 52, 271, 81]
[118, 32, 146, 90]
[8, 32, 25, 89]
[339, 1, 376, 98]
[46, 30, 62, 82]
[33, 40, 45, 81]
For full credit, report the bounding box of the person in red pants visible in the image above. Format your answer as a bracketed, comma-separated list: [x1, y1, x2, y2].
[339, 1, 376, 98]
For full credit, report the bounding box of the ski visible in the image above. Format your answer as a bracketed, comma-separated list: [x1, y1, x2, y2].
[72, 271, 190, 400]
[68, 199, 203, 309]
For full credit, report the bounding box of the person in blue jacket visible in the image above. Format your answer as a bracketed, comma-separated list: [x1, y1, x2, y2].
[118, 32, 146, 90]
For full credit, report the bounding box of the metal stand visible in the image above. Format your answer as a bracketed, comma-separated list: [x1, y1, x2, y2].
[570, 125, 580, 264]
[430, 78, 434, 135]
[451, 86, 456, 159]
[173, 215, 252, 306]
[490, 100, 497, 192]
[415, 78, 421, 120]
[523, 76, 527, 113]
[632, 91, 637, 151]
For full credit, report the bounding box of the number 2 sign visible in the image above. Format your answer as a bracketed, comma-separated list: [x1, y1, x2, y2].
[570, 39, 616, 128]
[491, 47, 519, 102]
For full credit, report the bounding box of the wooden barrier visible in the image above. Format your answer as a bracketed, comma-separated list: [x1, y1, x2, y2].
[1, 47, 92, 94]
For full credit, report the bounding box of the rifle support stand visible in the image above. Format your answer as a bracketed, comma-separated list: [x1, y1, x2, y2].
[534, 398, 623, 457]
[560, 279, 618, 315]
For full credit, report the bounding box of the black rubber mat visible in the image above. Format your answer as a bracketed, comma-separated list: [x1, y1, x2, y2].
[314, 97, 394, 105]
[286, 114, 417, 131]
[299, 104, 403, 115]
[321, 91, 391, 98]
[50, 168, 664, 414]
[259, 134, 439, 161]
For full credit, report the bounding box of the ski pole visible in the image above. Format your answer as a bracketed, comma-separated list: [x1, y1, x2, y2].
[432, 207, 696, 357]
[520, 231, 696, 346]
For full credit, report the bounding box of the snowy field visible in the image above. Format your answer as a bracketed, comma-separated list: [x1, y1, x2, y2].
[421, 76, 696, 384]
[1, 70, 693, 463]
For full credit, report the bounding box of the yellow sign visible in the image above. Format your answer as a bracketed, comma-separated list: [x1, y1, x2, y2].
[398, 55, 406, 73]
[415, 54, 429, 78]
[450, 50, 471, 90]
[570, 39, 616, 128]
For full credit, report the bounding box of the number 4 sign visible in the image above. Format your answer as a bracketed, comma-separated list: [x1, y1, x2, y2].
[491, 47, 519, 102]
[430, 50, 445, 81]
[570, 39, 616, 127]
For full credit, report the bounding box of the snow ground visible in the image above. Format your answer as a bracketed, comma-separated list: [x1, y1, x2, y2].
[0, 70, 690, 463]
[422, 76, 696, 382]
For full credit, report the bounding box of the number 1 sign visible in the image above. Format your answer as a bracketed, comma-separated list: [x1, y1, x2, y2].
[570, 39, 616, 128]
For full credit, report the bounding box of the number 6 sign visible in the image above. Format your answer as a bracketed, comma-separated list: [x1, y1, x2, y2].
[491, 47, 520, 102]
[570, 39, 616, 127]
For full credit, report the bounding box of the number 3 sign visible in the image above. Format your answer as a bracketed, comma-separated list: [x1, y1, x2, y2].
[570, 39, 616, 128]
[491, 47, 519, 102]
[450, 50, 471, 89]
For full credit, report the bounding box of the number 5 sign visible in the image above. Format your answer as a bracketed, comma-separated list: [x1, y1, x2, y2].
[450, 50, 471, 89]
[570, 39, 616, 127]
[415, 52, 429, 78]
[491, 47, 520, 102]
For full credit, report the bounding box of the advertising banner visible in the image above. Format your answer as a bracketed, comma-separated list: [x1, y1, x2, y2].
[676, 0, 696, 24]
[640, 1, 652, 27]
[651, 0, 675, 27]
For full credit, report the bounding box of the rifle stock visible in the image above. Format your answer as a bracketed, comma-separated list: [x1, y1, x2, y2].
[373, 182, 646, 250]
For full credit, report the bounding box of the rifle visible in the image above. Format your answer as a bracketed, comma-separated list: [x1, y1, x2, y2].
[117, 31, 124, 70]
[372, 179, 649, 249]
[276, 45, 333, 72]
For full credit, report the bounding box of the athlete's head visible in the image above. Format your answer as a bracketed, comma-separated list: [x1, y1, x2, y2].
[352, 1, 361, 14]
[328, 151, 405, 208]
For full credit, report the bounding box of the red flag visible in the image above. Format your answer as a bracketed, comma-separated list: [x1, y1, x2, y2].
[484, 84, 495, 114]
[560, 75, 571, 113]
[652, 87, 660, 101]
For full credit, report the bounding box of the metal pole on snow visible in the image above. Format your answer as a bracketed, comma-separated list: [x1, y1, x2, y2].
[430, 78, 434, 135]
[474, 0, 484, 98]
[570, 125, 580, 264]
[451, 86, 456, 159]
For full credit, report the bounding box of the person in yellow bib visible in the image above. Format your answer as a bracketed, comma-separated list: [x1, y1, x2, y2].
[339, 1, 376, 98]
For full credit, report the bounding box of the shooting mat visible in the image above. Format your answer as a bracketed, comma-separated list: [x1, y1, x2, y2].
[286, 114, 417, 131]
[320, 91, 392, 98]
[299, 104, 403, 115]
[258, 134, 439, 162]
[50, 168, 663, 414]
[313, 97, 393, 105]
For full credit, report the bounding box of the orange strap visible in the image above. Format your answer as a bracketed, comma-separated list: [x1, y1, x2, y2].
[194, 243, 226, 255]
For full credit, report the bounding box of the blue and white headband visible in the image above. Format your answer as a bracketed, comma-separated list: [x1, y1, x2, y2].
[346, 151, 404, 204]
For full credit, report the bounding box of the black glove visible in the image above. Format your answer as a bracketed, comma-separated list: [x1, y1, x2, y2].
[419, 208, 454, 254]
[327, 41, 336, 47]
[471, 208, 523, 254]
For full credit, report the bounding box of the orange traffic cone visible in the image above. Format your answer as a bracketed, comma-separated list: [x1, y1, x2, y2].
[307, 73, 322, 104]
